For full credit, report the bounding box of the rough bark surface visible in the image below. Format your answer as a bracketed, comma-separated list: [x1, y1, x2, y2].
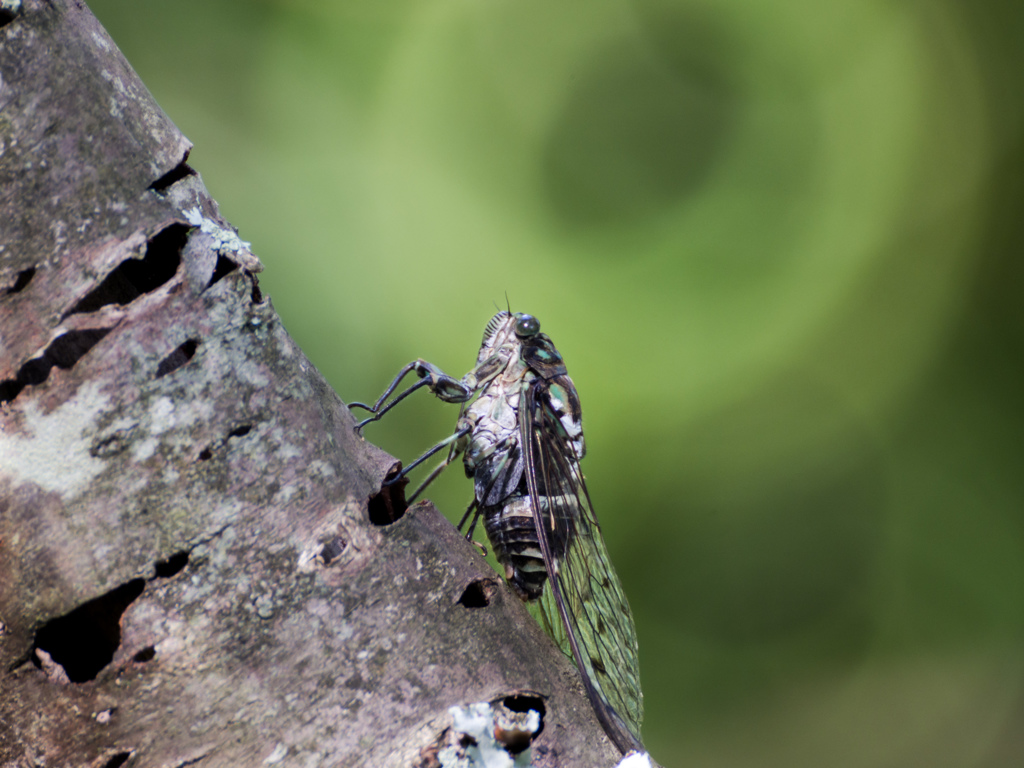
[0, 1, 629, 766]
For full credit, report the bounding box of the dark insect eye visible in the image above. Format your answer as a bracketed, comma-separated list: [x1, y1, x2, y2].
[514, 314, 540, 337]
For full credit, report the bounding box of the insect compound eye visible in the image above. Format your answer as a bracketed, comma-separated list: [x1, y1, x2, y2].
[514, 314, 540, 338]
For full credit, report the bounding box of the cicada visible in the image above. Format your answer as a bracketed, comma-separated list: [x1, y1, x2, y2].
[350, 311, 643, 754]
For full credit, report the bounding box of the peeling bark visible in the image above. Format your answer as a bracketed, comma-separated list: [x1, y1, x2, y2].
[0, 1, 629, 765]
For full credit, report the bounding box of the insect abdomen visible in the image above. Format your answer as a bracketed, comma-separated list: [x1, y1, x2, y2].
[483, 496, 548, 601]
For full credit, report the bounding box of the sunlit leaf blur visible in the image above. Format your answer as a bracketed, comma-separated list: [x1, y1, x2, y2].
[90, 0, 1024, 764]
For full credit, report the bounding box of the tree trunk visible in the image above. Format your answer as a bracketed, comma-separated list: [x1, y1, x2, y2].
[0, 1, 631, 765]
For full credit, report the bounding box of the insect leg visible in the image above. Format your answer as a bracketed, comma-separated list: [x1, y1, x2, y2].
[350, 377, 432, 429]
[455, 498, 489, 556]
[407, 439, 466, 503]
[457, 497, 480, 534]
[349, 360, 475, 429]
[407, 401, 475, 502]
[348, 361, 431, 420]
[384, 424, 472, 487]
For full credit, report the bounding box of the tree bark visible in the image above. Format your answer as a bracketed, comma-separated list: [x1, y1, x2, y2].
[0, 1, 630, 765]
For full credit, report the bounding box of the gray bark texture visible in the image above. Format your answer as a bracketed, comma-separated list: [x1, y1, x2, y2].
[0, 1, 629, 766]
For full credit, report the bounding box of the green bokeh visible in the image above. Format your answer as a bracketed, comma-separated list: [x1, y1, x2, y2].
[89, 0, 1024, 763]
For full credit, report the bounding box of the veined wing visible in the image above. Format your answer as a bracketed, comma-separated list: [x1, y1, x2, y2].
[519, 376, 644, 753]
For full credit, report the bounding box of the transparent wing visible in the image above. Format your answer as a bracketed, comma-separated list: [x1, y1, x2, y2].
[519, 378, 644, 753]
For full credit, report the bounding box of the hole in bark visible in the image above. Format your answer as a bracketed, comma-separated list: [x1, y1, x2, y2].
[499, 693, 546, 745]
[250, 274, 263, 303]
[228, 424, 252, 439]
[154, 339, 199, 378]
[368, 471, 408, 526]
[132, 646, 156, 663]
[4, 266, 35, 294]
[503, 693, 546, 716]
[153, 550, 189, 579]
[318, 536, 348, 565]
[0, 6, 18, 27]
[64, 223, 188, 317]
[198, 447, 212, 461]
[101, 753, 132, 768]
[33, 579, 146, 683]
[207, 254, 238, 288]
[149, 159, 195, 193]
[0, 328, 111, 404]
[458, 579, 497, 608]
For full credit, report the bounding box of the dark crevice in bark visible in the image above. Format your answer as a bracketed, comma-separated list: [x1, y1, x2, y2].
[4, 266, 36, 294]
[317, 536, 348, 565]
[457, 579, 497, 608]
[0, 327, 112, 404]
[206, 254, 238, 288]
[249, 274, 263, 303]
[149, 157, 195, 193]
[100, 753, 133, 768]
[503, 693, 546, 714]
[0, 6, 19, 28]
[501, 693, 547, 743]
[195, 424, 253, 461]
[63, 222, 189, 318]
[367, 471, 408, 526]
[153, 550, 189, 579]
[90, 426, 137, 458]
[155, 339, 200, 379]
[132, 646, 156, 663]
[32, 579, 146, 683]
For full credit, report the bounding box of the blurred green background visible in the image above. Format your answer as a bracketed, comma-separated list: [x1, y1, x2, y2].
[89, 0, 1024, 764]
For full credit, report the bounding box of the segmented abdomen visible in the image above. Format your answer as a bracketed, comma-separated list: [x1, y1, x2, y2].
[483, 493, 576, 602]
[483, 495, 547, 601]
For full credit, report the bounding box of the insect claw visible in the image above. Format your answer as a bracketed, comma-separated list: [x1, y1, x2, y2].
[469, 538, 488, 557]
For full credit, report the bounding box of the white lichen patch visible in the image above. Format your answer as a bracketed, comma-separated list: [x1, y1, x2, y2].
[263, 743, 288, 764]
[441, 702, 539, 768]
[183, 206, 260, 269]
[0, 380, 108, 498]
[132, 393, 214, 462]
[147, 395, 177, 435]
[272, 482, 299, 505]
[130, 398, 176, 461]
[131, 435, 159, 462]
[615, 751, 653, 768]
[235, 357, 271, 389]
[91, 29, 111, 51]
[107, 94, 123, 121]
[268, 425, 303, 460]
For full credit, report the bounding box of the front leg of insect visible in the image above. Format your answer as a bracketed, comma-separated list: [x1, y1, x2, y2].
[351, 311, 645, 756]
[348, 359, 474, 430]
[349, 343, 514, 492]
